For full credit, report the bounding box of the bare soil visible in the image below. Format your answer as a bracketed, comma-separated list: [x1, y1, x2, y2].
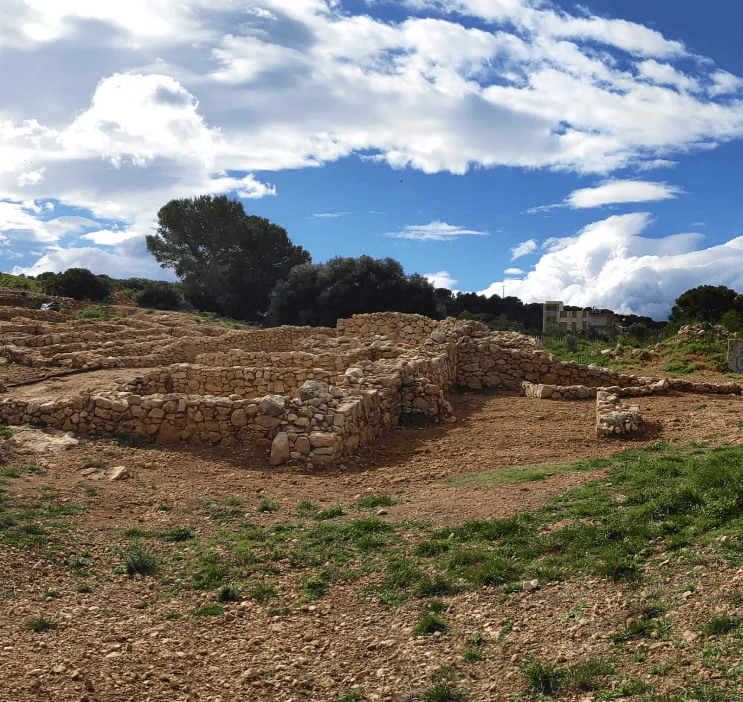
[2, 331, 743, 701]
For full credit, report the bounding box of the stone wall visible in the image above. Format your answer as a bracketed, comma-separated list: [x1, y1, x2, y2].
[3, 309, 743, 464]
[596, 390, 644, 437]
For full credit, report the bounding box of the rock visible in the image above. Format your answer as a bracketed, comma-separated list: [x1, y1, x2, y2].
[521, 579, 540, 592]
[309, 431, 335, 448]
[430, 331, 447, 343]
[258, 395, 286, 417]
[107, 466, 130, 481]
[269, 432, 291, 465]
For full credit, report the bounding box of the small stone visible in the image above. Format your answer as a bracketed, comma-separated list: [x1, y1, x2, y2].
[521, 579, 540, 592]
[107, 466, 130, 481]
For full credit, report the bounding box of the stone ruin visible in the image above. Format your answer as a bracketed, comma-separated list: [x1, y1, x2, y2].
[1, 301, 742, 464]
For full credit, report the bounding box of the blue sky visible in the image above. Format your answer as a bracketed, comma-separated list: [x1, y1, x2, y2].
[2, 1, 743, 320]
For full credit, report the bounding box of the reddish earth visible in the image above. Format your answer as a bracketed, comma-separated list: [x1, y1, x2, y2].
[2, 321, 743, 701]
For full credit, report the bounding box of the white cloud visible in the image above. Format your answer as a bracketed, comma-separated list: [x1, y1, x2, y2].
[504, 267, 524, 275]
[567, 180, 683, 208]
[311, 212, 351, 218]
[708, 70, 743, 97]
[385, 221, 489, 241]
[510, 239, 538, 259]
[479, 212, 743, 319]
[637, 60, 699, 92]
[1, 0, 743, 275]
[12, 244, 172, 280]
[425, 270, 458, 288]
[17, 167, 45, 187]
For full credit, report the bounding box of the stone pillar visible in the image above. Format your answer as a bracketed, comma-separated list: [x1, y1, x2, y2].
[728, 339, 743, 374]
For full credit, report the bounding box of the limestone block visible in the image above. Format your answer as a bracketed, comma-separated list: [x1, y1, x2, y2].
[309, 431, 335, 448]
[231, 408, 248, 426]
[270, 432, 291, 465]
[259, 395, 286, 416]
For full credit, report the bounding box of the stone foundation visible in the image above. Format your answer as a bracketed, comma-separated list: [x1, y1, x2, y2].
[2, 306, 742, 464]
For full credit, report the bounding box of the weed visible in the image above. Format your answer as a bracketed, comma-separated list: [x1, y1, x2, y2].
[302, 574, 330, 600]
[193, 604, 223, 617]
[421, 681, 462, 701]
[43, 590, 60, 599]
[414, 540, 451, 557]
[75, 584, 93, 594]
[248, 581, 278, 602]
[426, 600, 449, 614]
[0, 427, 12, 439]
[227, 496, 244, 507]
[411, 613, 448, 637]
[258, 498, 279, 513]
[522, 659, 564, 696]
[297, 500, 318, 516]
[192, 556, 229, 590]
[414, 575, 457, 598]
[27, 615, 56, 632]
[702, 613, 740, 636]
[161, 526, 194, 542]
[123, 540, 157, 576]
[566, 657, 614, 691]
[316, 505, 345, 520]
[217, 586, 240, 602]
[357, 495, 393, 509]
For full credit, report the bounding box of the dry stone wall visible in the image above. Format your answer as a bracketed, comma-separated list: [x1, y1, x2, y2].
[2, 307, 743, 465]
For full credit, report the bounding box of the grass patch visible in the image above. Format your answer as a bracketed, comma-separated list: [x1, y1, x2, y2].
[315, 505, 346, 520]
[193, 604, 223, 617]
[27, 615, 56, 632]
[411, 613, 448, 637]
[123, 540, 157, 576]
[357, 495, 394, 509]
[258, 498, 279, 513]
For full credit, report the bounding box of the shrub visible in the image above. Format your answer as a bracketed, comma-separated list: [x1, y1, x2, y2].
[42, 268, 112, 301]
[136, 282, 182, 310]
[123, 540, 157, 576]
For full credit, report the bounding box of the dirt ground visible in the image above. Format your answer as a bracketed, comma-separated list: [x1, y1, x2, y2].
[3, 357, 743, 701]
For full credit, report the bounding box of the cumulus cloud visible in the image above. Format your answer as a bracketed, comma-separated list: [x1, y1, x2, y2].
[1, 0, 743, 275]
[385, 221, 489, 241]
[510, 239, 538, 259]
[479, 212, 743, 319]
[425, 270, 458, 288]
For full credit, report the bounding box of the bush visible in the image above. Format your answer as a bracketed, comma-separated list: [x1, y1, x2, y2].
[136, 282, 182, 310]
[42, 268, 112, 301]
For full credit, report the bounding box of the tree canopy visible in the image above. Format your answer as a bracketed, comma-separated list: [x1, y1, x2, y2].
[146, 195, 310, 321]
[41, 268, 112, 301]
[668, 285, 742, 326]
[266, 255, 442, 327]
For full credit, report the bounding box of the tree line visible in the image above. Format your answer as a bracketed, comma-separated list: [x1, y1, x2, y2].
[22, 195, 743, 335]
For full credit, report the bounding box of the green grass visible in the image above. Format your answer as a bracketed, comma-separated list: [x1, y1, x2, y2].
[357, 495, 394, 509]
[193, 604, 224, 617]
[411, 613, 448, 637]
[26, 615, 56, 632]
[123, 540, 157, 576]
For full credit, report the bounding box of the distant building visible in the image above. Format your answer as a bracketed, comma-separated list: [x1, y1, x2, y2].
[542, 301, 621, 333]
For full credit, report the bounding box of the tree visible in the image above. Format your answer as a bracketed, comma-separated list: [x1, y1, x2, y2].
[266, 255, 442, 327]
[669, 285, 740, 325]
[146, 195, 310, 321]
[42, 268, 112, 301]
[136, 282, 183, 311]
[719, 309, 743, 335]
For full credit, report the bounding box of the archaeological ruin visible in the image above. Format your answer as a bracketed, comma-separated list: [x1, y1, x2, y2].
[1, 292, 742, 465]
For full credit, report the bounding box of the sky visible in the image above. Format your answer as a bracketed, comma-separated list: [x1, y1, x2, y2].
[2, 1, 743, 320]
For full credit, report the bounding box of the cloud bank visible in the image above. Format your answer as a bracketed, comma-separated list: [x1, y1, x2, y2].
[479, 213, 743, 319]
[1, 0, 743, 282]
